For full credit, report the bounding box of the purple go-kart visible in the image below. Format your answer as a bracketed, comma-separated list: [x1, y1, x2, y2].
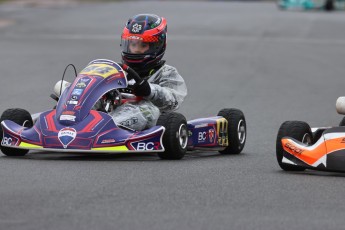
[0, 59, 246, 159]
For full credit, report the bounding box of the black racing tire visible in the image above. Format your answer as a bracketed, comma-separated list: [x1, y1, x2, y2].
[276, 121, 312, 171]
[217, 108, 246, 154]
[0, 108, 33, 156]
[324, 0, 334, 11]
[156, 112, 188, 160]
[339, 117, 345, 126]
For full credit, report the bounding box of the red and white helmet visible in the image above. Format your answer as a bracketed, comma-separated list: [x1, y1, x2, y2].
[121, 14, 167, 73]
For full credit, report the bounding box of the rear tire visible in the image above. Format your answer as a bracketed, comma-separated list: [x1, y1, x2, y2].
[339, 117, 345, 126]
[0, 108, 33, 156]
[156, 112, 188, 160]
[217, 108, 246, 154]
[276, 121, 312, 171]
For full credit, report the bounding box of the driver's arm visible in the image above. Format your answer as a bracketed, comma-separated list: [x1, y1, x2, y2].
[146, 66, 187, 112]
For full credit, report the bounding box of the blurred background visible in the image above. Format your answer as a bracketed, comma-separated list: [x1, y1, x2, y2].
[1, 1, 345, 230]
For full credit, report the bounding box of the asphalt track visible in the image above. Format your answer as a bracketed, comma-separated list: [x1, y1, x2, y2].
[1, 1, 345, 230]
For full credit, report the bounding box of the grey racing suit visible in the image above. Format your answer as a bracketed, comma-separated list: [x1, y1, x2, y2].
[110, 64, 187, 131]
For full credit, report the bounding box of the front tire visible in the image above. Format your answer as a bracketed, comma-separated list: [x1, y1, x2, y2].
[0, 108, 33, 156]
[217, 108, 246, 154]
[276, 121, 312, 171]
[156, 112, 188, 160]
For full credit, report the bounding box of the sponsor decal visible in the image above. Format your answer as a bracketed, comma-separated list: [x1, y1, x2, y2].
[80, 78, 90, 83]
[120, 117, 138, 127]
[285, 143, 304, 154]
[198, 131, 207, 142]
[68, 101, 78, 105]
[209, 129, 215, 142]
[341, 138, 345, 143]
[132, 142, 161, 151]
[96, 66, 113, 74]
[217, 118, 228, 146]
[60, 115, 76, 122]
[128, 35, 143, 40]
[101, 139, 116, 144]
[71, 96, 78, 100]
[188, 130, 193, 137]
[62, 111, 75, 116]
[81, 64, 117, 78]
[1, 137, 14, 146]
[152, 18, 161, 28]
[131, 23, 142, 33]
[76, 82, 87, 88]
[89, 60, 115, 66]
[58, 127, 77, 149]
[72, 89, 83, 96]
[82, 66, 98, 73]
[195, 123, 208, 128]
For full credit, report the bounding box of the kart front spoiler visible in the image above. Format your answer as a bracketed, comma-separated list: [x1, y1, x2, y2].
[1, 118, 166, 154]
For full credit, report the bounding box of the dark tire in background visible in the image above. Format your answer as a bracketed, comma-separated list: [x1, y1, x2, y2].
[0, 108, 33, 156]
[276, 121, 312, 171]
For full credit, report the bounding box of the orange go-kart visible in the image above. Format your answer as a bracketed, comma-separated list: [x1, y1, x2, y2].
[276, 97, 345, 172]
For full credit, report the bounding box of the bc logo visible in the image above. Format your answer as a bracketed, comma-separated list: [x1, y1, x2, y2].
[1, 137, 13, 146]
[131, 142, 161, 151]
[198, 132, 207, 142]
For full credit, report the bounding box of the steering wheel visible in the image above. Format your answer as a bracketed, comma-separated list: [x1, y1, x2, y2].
[118, 63, 144, 104]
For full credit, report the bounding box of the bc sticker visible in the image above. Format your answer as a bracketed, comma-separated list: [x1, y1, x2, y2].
[131, 142, 161, 151]
[2, 137, 13, 146]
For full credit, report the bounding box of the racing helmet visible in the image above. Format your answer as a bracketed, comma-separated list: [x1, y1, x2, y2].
[121, 14, 167, 73]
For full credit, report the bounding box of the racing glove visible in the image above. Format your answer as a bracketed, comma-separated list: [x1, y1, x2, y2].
[133, 79, 151, 97]
[120, 63, 151, 97]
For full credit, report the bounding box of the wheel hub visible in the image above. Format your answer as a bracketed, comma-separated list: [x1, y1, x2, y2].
[178, 124, 188, 149]
[237, 119, 246, 145]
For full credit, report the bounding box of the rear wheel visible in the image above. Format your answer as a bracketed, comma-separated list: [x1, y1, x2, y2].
[217, 108, 246, 154]
[276, 121, 312, 171]
[156, 112, 188, 160]
[0, 108, 33, 156]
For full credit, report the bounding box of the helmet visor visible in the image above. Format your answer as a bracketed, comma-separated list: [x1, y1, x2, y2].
[121, 38, 164, 56]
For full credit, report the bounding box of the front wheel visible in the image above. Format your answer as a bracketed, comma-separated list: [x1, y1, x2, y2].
[217, 108, 246, 154]
[0, 108, 33, 156]
[156, 112, 188, 160]
[276, 121, 312, 171]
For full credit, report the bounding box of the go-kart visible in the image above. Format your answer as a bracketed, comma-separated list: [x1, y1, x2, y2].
[0, 59, 246, 160]
[276, 96, 345, 172]
[277, 0, 345, 11]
